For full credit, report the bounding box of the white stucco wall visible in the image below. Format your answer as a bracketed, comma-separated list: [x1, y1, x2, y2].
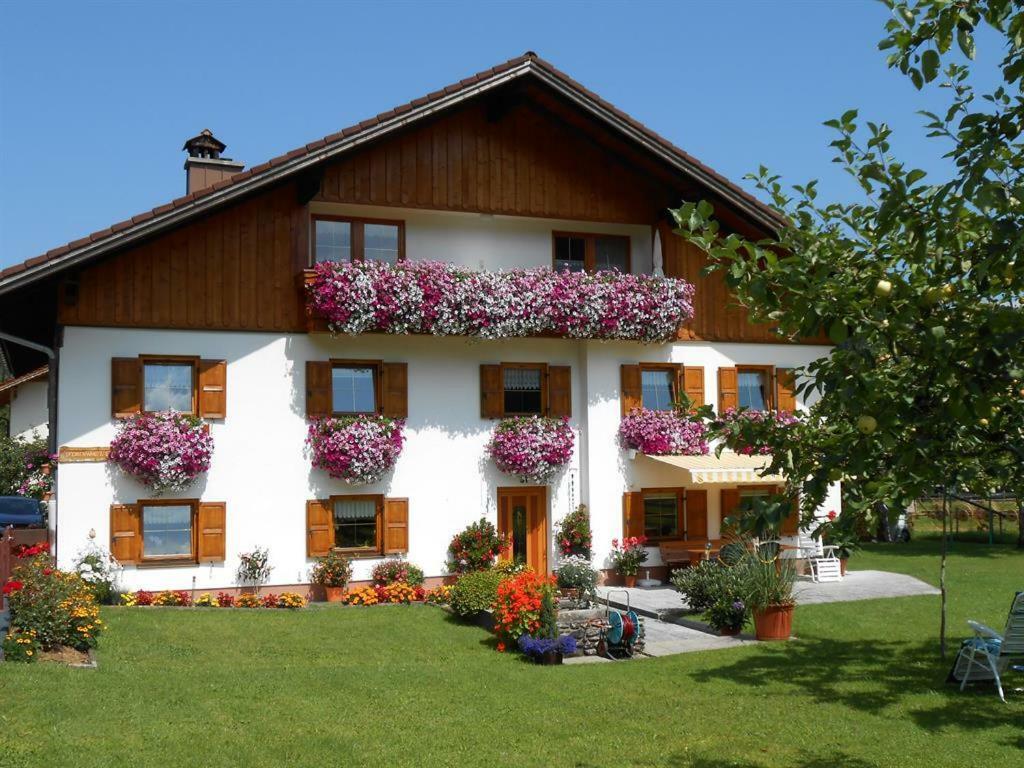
[9, 380, 48, 442]
[55, 323, 838, 591]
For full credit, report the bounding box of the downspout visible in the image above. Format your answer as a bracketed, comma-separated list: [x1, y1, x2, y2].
[0, 330, 59, 561]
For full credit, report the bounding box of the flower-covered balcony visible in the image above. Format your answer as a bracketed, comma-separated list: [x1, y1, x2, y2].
[302, 260, 694, 342]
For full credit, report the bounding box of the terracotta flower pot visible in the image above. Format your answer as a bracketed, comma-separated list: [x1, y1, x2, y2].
[623, 575, 637, 588]
[324, 586, 345, 603]
[538, 650, 563, 665]
[840, 559, 848, 576]
[719, 626, 742, 637]
[753, 604, 794, 641]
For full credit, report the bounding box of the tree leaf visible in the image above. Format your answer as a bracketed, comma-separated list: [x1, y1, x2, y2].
[957, 28, 975, 60]
[921, 49, 940, 82]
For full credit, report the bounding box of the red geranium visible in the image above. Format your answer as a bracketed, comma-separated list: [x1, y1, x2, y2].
[2, 580, 24, 595]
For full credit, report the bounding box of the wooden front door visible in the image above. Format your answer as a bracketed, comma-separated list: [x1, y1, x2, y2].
[497, 486, 548, 574]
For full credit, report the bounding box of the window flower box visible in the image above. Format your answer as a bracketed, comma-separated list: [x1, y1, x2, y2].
[307, 415, 405, 485]
[107, 411, 213, 494]
[618, 408, 709, 456]
[487, 416, 574, 484]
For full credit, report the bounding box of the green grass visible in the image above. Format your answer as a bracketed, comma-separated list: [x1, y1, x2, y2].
[1, 539, 1022, 768]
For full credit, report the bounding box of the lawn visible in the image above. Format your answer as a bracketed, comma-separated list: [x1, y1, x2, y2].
[1, 539, 1022, 768]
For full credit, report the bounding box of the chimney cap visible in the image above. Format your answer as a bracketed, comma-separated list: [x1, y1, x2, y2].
[183, 129, 227, 159]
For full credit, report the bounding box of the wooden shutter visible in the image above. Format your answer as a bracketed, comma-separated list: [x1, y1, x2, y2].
[381, 362, 408, 419]
[781, 494, 800, 536]
[622, 491, 644, 539]
[775, 368, 797, 414]
[306, 499, 333, 557]
[683, 366, 705, 409]
[384, 497, 409, 554]
[720, 489, 740, 538]
[198, 359, 227, 419]
[547, 366, 572, 418]
[306, 361, 333, 418]
[197, 502, 226, 562]
[110, 503, 140, 563]
[685, 490, 708, 540]
[111, 357, 141, 418]
[620, 364, 642, 415]
[718, 367, 738, 414]
[480, 364, 503, 418]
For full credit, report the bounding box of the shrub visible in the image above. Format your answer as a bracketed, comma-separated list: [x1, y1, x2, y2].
[310, 551, 353, 588]
[555, 504, 592, 558]
[487, 416, 574, 484]
[448, 569, 504, 617]
[371, 557, 425, 587]
[556, 555, 598, 596]
[0, 433, 47, 496]
[107, 411, 213, 493]
[619, 408, 709, 455]
[671, 559, 755, 631]
[5, 551, 104, 653]
[671, 560, 731, 613]
[447, 518, 506, 574]
[492, 571, 556, 650]
[236, 547, 272, 588]
[307, 415, 405, 484]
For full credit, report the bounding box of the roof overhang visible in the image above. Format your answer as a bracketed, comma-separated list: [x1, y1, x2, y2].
[0, 55, 783, 298]
[642, 452, 784, 485]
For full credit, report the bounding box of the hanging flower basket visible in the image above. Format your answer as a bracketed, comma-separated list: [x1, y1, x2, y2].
[108, 412, 213, 494]
[716, 408, 798, 455]
[618, 408, 709, 456]
[307, 415, 405, 484]
[487, 416, 574, 484]
[306, 260, 694, 343]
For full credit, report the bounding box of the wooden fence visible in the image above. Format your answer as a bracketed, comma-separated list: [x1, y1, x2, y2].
[0, 526, 13, 596]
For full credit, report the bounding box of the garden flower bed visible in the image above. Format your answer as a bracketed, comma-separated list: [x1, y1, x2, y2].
[306, 260, 694, 342]
[121, 590, 307, 608]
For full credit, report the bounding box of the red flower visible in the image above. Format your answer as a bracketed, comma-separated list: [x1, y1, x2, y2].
[2, 580, 24, 595]
[827, 510, 837, 521]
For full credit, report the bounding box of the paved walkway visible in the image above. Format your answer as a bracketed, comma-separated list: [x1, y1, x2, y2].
[589, 570, 939, 659]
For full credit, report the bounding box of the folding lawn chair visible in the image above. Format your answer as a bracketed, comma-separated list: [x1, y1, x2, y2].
[949, 591, 1024, 702]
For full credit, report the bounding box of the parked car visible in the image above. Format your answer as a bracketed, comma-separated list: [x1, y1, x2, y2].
[0, 496, 47, 528]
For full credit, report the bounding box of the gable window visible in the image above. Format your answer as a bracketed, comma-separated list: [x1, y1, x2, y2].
[333, 496, 381, 552]
[312, 216, 404, 265]
[142, 358, 196, 414]
[643, 493, 680, 539]
[553, 232, 630, 274]
[641, 366, 677, 411]
[140, 501, 195, 562]
[503, 364, 545, 415]
[737, 366, 771, 411]
[332, 364, 378, 414]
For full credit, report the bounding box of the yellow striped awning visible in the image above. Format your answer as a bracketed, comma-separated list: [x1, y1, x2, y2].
[642, 452, 784, 485]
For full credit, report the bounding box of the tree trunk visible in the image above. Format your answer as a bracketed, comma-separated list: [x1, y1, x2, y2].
[940, 491, 948, 659]
[1017, 498, 1024, 550]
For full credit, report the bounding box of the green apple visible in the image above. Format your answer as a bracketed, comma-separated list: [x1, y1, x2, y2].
[828, 468, 843, 482]
[857, 415, 877, 434]
[874, 279, 893, 298]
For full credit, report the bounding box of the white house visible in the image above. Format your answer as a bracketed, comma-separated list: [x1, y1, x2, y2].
[0, 53, 839, 592]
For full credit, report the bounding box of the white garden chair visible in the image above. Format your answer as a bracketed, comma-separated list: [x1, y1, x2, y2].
[951, 591, 1024, 702]
[796, 535, 842, 583]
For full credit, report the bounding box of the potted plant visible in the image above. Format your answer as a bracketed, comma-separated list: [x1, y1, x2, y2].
[555, 554, 598, 605]
[310, 551, 353, 602]
[819, 512, 860, 576]
[555, 504, 593, 559]
[706, 598, 747, 636]
[236, 548, 272, 595]
[609, 536, 648, 588]
[517, 634, 578, 664]
[742, 544, 797, 641]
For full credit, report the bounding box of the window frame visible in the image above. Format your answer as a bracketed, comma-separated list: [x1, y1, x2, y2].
[329, 493, 384, 556]
[139, 355, 199, 415]
[638, 363, 680, 411]
[551, 231, 631, 274]
[310, 215, 406, 266]
[499, 362, 548, 417]
[138, 498, 198, 565]
[736, 364, 774, 412]
[329, 358, 383, 417]
[639, 487, 688, 542]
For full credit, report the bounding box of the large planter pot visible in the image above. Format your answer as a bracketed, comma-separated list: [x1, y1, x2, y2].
[537, 650, 563, 665]
[324, 586, 346, 603]
[753, 604, 794, 641]
[840, 559, 848, 576]
[719, 626, 742, 637]
[623, 575, 637, 588]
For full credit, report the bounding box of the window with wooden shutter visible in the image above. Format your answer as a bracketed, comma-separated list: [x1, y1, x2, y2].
[775, 368, 797, 414]
[197, 502, 226, 562]
[480, 364, 503, 418]
[622, 491, 644, 539]
[198, 360, 227, 419]
[685, 490, 708, 539]
[718, 367, 738, 414]
[547, 366, 572, 418]
[306, 499, 333, 557]
[683, 366, 705, 409]
[109, 503, 141, 563]
[381, 363, 408, 419]
[111, 358, 141, 418]
[384, 497, 409, 554]
[620, 364, 642, 415]
[306, 361, 333, 418]
[720, 488, 740, 538]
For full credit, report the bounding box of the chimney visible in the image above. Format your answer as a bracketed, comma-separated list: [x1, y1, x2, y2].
[182, 129, 244, 194]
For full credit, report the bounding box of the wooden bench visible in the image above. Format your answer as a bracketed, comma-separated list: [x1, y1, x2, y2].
[659, 539, 722, 577]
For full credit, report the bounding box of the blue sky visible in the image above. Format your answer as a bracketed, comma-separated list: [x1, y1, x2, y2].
[0, 1, 1001, 267]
